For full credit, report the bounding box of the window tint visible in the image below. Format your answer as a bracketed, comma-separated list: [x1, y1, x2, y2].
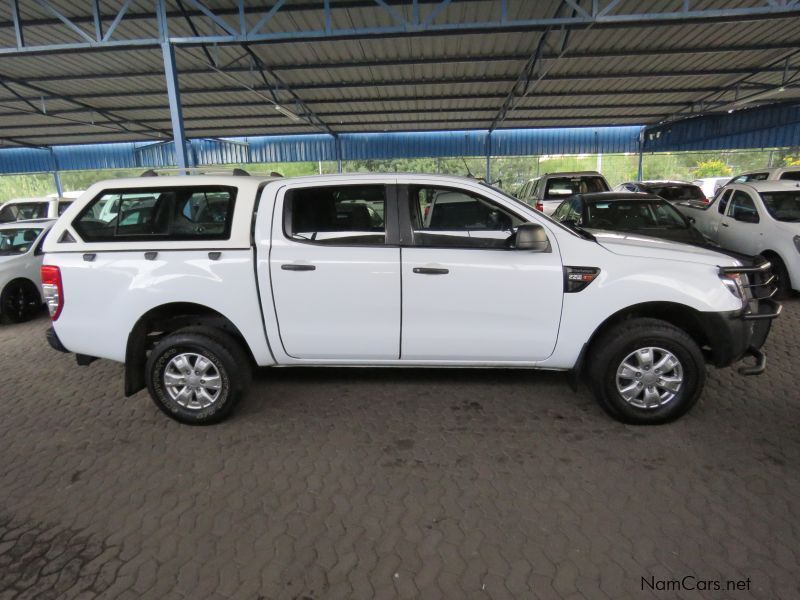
[408, 186, 524, 249]
[544, 176, 608, 200]
[73, 186, 236, 242]
[641, 184, 705, 202]
[779, 171, 800, 181]
[0, 202, 47, 223]
[760, 191, 800, 222]
[555, 197, 582, 223]
[285, 185, 386, 245]
[0, 227, 42, 255]
[718, 190, 732, 214]
[729, 191, 759, 223]
[57, 201, 73, 216]
[585, 200, 686, 230]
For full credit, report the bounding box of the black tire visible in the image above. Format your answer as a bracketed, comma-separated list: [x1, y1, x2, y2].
[587, 318, 706, 425]
[145, 328, 252, 425]
[0, 279, 42, 324]
[764, 253, 792, 299]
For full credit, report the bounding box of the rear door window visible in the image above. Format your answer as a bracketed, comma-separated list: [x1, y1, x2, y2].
[73, 186, 236, 242]
[284, 185, 387, 245]
[779, 171, 800, 181]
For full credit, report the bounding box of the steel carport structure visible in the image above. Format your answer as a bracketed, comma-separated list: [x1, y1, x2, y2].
[1, 0, 799, 180]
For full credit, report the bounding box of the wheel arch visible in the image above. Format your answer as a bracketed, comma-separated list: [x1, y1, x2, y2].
[0, 277, 41, 315]
[581, 301, 713, 376]
[125, 302, 255, 397]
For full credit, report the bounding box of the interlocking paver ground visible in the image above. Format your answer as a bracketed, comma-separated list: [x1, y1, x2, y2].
[1, 299, 799, 599]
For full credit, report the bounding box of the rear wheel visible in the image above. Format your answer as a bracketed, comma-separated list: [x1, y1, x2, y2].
[0, 279, 41, 324]
[145, 328, 251, 425]
[588, 318, 706, 425]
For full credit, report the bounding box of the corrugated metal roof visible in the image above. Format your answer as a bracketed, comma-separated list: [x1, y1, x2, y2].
[0, 0, 798, 158]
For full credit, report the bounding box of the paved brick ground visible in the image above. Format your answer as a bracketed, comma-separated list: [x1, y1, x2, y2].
[1, 300, 799, 599]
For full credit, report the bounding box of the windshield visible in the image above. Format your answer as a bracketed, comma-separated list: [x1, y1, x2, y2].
[544, 176, 608, 200]
[585, 200, 688, 230]
[0, 227, 42, 255]
[760, 191, 800, 222]
[641, 184, 705, 202]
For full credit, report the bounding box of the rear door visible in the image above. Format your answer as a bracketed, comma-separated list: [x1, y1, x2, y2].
[399, 183, 563, 362]
[269, 182, 401, 360]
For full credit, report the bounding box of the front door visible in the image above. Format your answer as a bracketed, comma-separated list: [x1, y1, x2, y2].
[270, 182, 401, 360]
[399, 183, 564, 362]
[719, 189, 762, 255]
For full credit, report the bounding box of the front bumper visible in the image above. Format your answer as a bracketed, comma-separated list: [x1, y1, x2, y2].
[705, 259, 782, 375]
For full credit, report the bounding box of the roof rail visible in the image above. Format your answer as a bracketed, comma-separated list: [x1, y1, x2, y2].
[139, 167, 251, 177]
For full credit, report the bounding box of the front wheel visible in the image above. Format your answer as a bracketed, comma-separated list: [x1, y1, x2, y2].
[587, 318, 706, 425]
[145, 328, 251, 425]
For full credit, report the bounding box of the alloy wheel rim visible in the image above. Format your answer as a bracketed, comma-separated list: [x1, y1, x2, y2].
[615, 346, 683, 409]
[163, 352, 222, 410]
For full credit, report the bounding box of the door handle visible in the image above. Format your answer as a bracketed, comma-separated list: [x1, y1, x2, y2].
[413, 267, 449, 275]
[144, 251, 158, 260]
[82, 253, 96, 262]
[721, 222, 729, 227]
[281, 263, 316, 271]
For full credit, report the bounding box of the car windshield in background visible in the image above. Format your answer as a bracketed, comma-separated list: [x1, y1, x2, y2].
[0, 228, 42, 255]
[760, 191, 800, 222]
[641, 184, 705, 202]
[585, 200, 687, 230]
[544, 176, 607, 200]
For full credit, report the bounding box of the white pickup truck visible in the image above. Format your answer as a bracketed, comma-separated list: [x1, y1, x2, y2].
[676, 181, 800, 295]
[42, 173, 780, 426]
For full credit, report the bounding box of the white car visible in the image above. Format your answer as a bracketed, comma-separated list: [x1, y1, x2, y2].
[42, 174, 779, 426]
[0, 219, 54, 323]
[729, 166, 800, 183]
[517, 171, 610, 215]
[675, 181, 800, 294]
[0, 196, 78, 223]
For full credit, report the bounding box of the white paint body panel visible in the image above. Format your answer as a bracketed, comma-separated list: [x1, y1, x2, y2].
[45, 173, 748, 372]
[677, 181, 800, 291]
[48, 249, 273, 364]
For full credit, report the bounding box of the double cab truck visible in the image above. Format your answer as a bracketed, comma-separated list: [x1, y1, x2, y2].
[42, 173, 780, 425]
[676, 180, 800, 295]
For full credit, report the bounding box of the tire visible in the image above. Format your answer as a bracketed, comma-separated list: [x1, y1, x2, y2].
[764, 253, 792, 299]
[0, 279, 42, 324]
[587, 318, 706, 425]
[145, 328, 252, 425]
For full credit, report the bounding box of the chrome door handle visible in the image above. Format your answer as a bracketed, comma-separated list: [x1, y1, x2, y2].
[281, 264, 316, 271]
[413, 267, 449, 275]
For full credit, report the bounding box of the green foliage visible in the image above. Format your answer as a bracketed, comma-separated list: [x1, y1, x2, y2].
[693, 159, 732, 178]
[0, 148, 786, 204]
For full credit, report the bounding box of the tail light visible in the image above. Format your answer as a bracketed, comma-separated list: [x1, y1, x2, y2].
[40, 265, 64, 320]
[535, 200, 544, 211]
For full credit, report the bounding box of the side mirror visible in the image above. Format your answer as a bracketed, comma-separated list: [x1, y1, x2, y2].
[514, 223, 550, 252]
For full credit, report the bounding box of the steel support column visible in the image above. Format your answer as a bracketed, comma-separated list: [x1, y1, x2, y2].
[485, 132, 492, 183]
[49, 148, 63, 196]
[161, 41, 188, 170]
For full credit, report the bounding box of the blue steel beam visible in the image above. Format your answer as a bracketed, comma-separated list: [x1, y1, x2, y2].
[0, 1, 799, 56]
[161, 41, 188, 170]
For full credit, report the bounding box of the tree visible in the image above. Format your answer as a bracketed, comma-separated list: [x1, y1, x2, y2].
[693, 159, 732, 178]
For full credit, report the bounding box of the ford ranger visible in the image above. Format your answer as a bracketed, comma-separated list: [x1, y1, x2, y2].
[42, 173, 780, 425]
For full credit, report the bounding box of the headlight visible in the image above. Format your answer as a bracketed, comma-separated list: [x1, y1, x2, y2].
[720, 272, 746, 299]
[794, 235, 800, 253]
